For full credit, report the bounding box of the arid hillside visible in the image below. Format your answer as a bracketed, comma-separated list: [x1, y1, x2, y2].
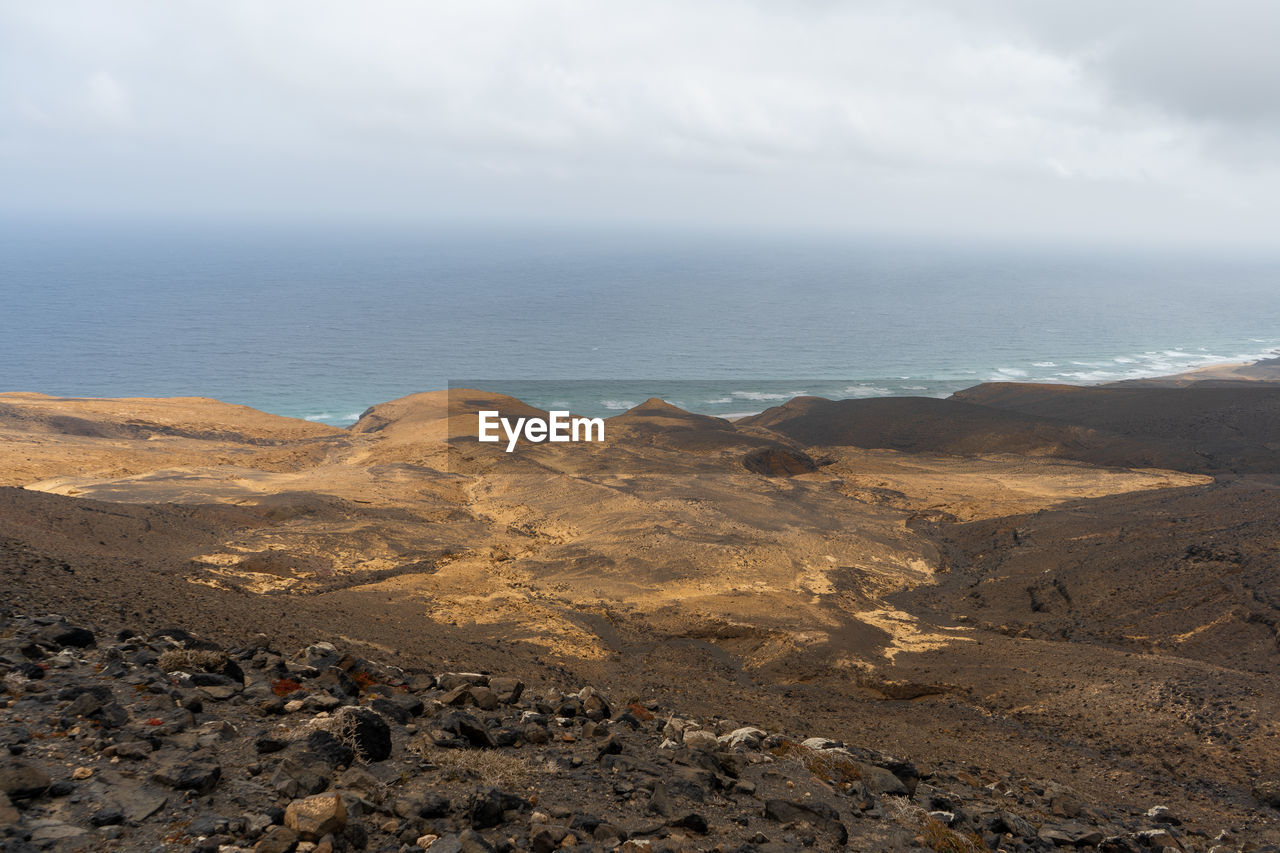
[1, 382, 1278, 846]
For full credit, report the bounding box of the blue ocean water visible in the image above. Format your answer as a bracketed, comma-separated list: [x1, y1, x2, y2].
[3, 222, 1278, 425]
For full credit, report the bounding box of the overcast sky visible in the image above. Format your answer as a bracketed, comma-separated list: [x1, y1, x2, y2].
[3, 1, 1280, 247]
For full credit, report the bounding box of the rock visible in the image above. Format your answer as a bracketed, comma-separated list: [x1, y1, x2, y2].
[271, 759, 330, 798]
[0, 792, 20, 827]
[682, 730, 718, 753]
[670, 812, 709, 834]
[1147, 805, 1180, 825]
[115, 740, 154, 760]
[345, 707, 392, 761]
[648, 781, 673, 817]
[90, 806, 125, 826]
[597, 733, 624, 758]
[470, 685, 499, 711]
[877, 757, 920, 795]
[436, 673, 488, 691]
[763, 799, 848, 845]
[458, 829, 496, 853]
[120, 788, 168, 822]
[152, 755, 222, 793]
[742, 446, 818, 477]
[304, 730, 355, 768]
[579, 687, 611, 720]
[255, 825, 300, 853]
[1048, 787, 1082, 819]
[440, 711, 495, 748]
[488, 677, 524, 704]
[1135, 828, 1181, 849]
[256, 736, 288, 755]
[1040, 827, 1076, 846]
[415, 793, 451, 819]
[801, 737, 841, 750]
[285, 793, 347, 840]
[0, 759, 50, 799]
[852, 760, 909, 796]
[39, 623, 95, 648]
[989, 811, 1036, 840]
[469, 788, 505, 829]
[1041, 824, 1104, 847]
[28, 819, 88, 844]
[720, 726, 766, 750]
[1253, 780, 1280, 808]
[64, 692, 103, 717]
[441, 685, 473, 706]
[368, 697, 411, 725]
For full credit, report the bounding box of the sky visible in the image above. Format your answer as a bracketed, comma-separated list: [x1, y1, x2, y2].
[3, 1, 1280, 247]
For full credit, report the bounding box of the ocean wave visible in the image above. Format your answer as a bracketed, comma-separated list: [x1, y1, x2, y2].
[840, 385, 893, 397]
[601, 399, 638, 410]
[304, 411, 364, 426]
[730, 390, 808, 401]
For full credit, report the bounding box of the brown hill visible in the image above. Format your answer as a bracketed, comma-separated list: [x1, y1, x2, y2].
[901, 476, 1280, 673]
[954, 382, 1280, 473]
[738, 394, 1202, 471]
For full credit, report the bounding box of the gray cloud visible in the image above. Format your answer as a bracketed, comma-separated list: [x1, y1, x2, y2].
[1, 1, 1278, 245]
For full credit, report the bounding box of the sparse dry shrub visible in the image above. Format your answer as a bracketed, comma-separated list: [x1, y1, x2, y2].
[300, 707, 363, 759]
[919, 817, 989, 853]
[157, 649, 228, 674]
[412, 743, 547, 789]
[769, 740, 864, 786]
[885, 797, 989, 853]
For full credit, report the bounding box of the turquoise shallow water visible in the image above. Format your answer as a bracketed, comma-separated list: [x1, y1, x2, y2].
[3, 222, 1278, 424]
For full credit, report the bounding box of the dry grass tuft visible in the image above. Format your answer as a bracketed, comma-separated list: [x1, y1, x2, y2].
[299, 707, 364, 759]
[769, 740, 864, 786]
[413, 743, 549, 789]
[884, 798, 989, 853]
[919, 817, 989, 853]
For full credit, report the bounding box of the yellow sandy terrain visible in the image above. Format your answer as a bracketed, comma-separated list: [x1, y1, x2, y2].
[0, 389, 1207, 668]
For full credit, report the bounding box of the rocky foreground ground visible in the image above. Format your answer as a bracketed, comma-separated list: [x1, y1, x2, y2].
[1, 612, 1261, 853]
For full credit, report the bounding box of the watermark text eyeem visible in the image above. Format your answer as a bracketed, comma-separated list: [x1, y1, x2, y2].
[477, 410, 605, 452]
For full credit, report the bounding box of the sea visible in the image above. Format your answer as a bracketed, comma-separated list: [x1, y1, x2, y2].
[3, 222, 1279, 425]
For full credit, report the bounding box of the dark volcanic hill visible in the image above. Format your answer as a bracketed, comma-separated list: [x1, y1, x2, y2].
[740, 383, 1280, 474]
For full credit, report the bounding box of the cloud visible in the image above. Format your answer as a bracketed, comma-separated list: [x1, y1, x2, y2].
[0, 0, 1277, 245]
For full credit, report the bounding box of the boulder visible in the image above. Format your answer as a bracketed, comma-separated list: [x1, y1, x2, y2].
[254, 825, 300, 853]
[682, 730, 719, 753]
[0, 759, 50, 799]
[151, 755, 222, 794]
[742, 446, 818, 477]
[764, 798, 848, 845]
[488, 677, 524, 704]
[285, 792, 347, 840]
[345, 707, 392, 761]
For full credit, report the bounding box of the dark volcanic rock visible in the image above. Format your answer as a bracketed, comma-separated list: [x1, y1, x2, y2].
[0, 759, 50, 799]
[151, 754, 221, 793]
[347, 707, 392, 761]
[742, 446, 819, 477]
[764, 798, 848, 845]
